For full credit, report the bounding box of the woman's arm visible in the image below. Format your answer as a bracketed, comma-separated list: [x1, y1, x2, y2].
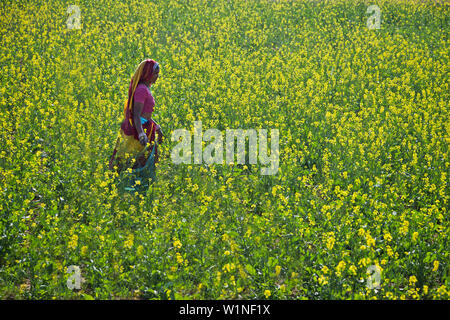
[133, 101, 148, 146]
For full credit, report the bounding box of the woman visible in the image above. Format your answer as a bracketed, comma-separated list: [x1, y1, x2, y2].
[109, 59, 164, 173]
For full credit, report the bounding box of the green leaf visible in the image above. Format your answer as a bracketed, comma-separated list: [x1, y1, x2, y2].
[245, 264, 256, 276]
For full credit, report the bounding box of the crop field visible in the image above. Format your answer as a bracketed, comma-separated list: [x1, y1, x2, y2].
[0, 0, 448, 299]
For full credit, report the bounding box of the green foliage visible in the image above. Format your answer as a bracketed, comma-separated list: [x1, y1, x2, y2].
[0, 0, 448, 299]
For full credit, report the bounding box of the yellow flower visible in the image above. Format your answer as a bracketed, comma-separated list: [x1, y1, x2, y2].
[386, 245, 394, 257]
[366, 234, 375, 247]
[326, 237, 335, 250]
[275, 265, 281, 276]
[173, 240, 182, 249]
[423, 285, 428, 295]
[19, 283, 29, 293]
[400, 220, 409, 235]
[239, 266, 247, 279]
[224, 250, 230, 256]
[432, 260, 439, 272]
[68, 234, 78, 249]
[325, 232, 335, 250]
[436, 285, 448, 297]
[223, 263, 235, 273]
[336, 261, 346, 276]
[124, 234, 134, 249]
[318, 275, 329, 285]
[321, 265, 330, 275]
[271, 186, 277, 197]
[409, 276, 417, 287]
[358, 257, 371, 267]
[349, 265, 357, 275]
[384, 233, 392, 242]
[81, 245, 88, 256]
[264, 289, 271, 298]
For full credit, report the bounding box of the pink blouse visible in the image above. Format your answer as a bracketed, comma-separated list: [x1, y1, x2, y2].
[121, 83, 160, 139]
[133, 83, 155, 114]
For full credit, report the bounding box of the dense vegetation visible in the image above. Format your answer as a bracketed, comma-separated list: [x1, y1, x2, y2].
[0, 0, 448, 299]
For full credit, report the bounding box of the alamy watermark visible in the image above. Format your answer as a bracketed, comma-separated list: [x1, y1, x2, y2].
[367, 5, 381, 30]
[66, 265, 81, 290]
[171, 121, 279, 175]
[66, 5, 82, 30]
[366, 265, 381, 290]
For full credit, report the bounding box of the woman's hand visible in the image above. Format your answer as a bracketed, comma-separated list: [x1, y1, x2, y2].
[133, 101, 149, 146]
[139, 132, 149, 146]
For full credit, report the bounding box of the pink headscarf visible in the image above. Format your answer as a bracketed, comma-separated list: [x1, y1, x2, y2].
[127, 59, 158, 106]
[123, 59, 159, 121]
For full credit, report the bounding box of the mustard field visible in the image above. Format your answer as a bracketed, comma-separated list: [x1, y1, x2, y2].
[0, 0, 448, 299]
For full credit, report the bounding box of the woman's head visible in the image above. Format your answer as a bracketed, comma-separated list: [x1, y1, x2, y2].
[125, 59, 160, 118]
[149, 62, 160, 84]
[138, 59, 160, 85]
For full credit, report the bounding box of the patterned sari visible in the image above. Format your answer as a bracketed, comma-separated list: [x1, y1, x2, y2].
[109, 107, 157, 172]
